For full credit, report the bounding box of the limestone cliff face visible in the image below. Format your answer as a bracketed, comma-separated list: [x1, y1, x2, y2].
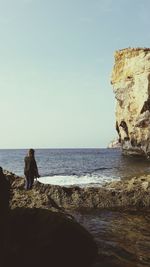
[111, 48, 150, 156]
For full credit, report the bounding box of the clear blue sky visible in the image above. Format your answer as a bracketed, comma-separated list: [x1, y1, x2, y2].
[0, 0, 150, 148]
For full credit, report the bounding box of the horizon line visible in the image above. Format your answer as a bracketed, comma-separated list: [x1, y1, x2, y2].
[0, 147, 107, 150]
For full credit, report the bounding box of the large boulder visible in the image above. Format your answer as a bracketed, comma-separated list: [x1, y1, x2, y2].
[7, 208, 97, 267]
[0, 167, 10, 266]
[1, 172, 97, 267]
[0, 167, 10, 214]
[111, 48, 150, 156]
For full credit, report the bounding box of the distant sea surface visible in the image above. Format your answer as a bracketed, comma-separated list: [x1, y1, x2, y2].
[0, 148, 150, 186]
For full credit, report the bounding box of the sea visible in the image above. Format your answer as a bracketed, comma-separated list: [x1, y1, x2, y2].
[0, 148, 150, 266]
[1, 148, 150, 187]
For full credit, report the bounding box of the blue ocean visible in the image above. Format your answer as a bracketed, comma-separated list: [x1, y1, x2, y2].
[0, 148, 150, 186]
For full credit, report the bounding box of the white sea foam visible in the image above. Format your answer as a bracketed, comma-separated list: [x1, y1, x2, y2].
[37, 175, 120, 187]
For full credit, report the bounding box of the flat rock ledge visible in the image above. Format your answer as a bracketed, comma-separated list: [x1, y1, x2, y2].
[6, 171, 150, 210]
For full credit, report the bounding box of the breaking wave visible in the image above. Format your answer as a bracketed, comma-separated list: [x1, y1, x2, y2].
[37, 174, 120, 187]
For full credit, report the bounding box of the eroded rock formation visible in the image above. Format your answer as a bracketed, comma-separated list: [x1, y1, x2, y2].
[108, 138, 121, 148]
[111, 47, 150, 156]
[7, 171, 150, 210]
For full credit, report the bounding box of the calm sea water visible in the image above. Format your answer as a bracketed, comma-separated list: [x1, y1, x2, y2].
[0, 148, 150, 186]
[72, 209, 150, 267]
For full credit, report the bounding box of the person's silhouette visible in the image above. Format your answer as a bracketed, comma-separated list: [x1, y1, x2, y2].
[24, 149, 40, 190]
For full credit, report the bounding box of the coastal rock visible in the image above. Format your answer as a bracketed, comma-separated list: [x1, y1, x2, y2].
[108, 138, 121, 148]
[0, 168, 10, 267]
[3, 170, 150, 266]
[0, 168, 10, 213]
[141, 181, 149, 191]
[7, 172, 150, 210]
[111, 47, 150, 156]
[7, 208, 97, 267]
[1, 171, 97, 267]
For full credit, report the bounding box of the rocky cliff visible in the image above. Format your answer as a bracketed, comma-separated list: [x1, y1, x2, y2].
[108, 138, 121, 149]
[111, 48, 150, 156]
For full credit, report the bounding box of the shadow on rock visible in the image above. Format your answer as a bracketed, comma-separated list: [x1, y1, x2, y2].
[7, 208, 97, 267]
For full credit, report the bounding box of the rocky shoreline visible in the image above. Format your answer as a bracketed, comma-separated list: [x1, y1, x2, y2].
[1, 170, 99, 267]
[1, 170, 149, 267]
[6, 171, 150, 211]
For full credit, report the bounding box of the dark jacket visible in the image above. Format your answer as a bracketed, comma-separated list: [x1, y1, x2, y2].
[24, 156, 39, 178]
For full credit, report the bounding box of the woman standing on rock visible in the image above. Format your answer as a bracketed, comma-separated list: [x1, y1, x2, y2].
[24, 149, 40, 190]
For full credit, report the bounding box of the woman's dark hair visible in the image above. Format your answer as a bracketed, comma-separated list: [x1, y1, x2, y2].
[28, 149, 35, 157]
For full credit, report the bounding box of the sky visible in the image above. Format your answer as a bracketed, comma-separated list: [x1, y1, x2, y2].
[0, 0, 150, 148]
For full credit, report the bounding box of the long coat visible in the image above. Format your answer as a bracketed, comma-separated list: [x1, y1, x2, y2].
[24, 156, 39, 178]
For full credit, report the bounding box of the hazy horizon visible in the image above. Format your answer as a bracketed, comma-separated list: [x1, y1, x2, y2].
[0, 146, 109, 150]
[1, 0, 150, 148]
